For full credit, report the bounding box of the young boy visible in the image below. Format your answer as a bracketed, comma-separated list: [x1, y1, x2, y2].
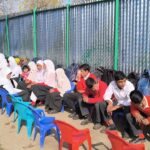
[82, 78, 107, 129]
[99, 71, 139, 138]
[63, 64, 96, 120]
[130, 90, 150, 126]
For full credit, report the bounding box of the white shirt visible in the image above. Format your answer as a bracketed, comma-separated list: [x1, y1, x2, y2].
[104, 80, 135, 106]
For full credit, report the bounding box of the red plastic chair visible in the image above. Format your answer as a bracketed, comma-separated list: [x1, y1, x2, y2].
[105, 130, 145, 150]
[55, 120, 92, 150]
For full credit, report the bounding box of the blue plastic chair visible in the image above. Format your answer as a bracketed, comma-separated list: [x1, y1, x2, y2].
[61, 82, 76, 112]
[28, 106, 60, 148]
[12, 101, 34, 138]
[0, 88, 13, 116]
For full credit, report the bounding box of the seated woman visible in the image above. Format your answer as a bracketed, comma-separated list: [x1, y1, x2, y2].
[30, 59, 57, 105]
[45, 68, 71, 114]
[0, 67, 30, 102]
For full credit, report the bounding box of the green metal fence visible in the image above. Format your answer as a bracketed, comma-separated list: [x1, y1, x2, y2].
[0, 0, 150, 73]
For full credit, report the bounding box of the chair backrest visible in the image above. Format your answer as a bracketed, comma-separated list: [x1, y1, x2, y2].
[55, 120, 79, 142]
[65, 82, 75, 94]
[13, 101, 33, 120]
[10, 95, 23, 102]
[28, 106, 44, 127]
[105, 130, 129, 150]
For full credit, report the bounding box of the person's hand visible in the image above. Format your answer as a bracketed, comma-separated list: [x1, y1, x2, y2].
[27, 84, 32, 88]
[142, 119, 149, 126]
[83, 96, 89, 103]
[107, 103, 113, 113]
[135, 115, 144, 124]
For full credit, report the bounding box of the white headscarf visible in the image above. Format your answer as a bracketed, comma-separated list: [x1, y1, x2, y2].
[27, 61, 37, 81]
[56, 68, 71, 96]
[43, 59, 56, 87]
[36, 60, 44, 66]
[0, 67, 22, 94]
[8, 56, 22, 78]
[35, 60, 44, 83]
[0, 53, 5, 60]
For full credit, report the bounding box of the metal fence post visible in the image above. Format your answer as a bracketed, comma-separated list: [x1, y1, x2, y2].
[6, 16, 10, 56]
[114, 0, 119, 70]
[66, 0, 70, 67]
[33, 8, 37, 57]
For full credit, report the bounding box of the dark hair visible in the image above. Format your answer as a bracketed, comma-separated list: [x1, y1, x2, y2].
[114, 71, 126, 81]
[22, 65, 30, 71]
[86, 78, 96, 89]
[130, 90, 143, 104]
[79, 64, 90, 72]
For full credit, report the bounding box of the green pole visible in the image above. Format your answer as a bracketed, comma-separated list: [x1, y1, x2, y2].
[66, 0, 70, 67]
[114, 0, 119, 70]
[33, 8, 37, 57]
[6, 16, 10, 56]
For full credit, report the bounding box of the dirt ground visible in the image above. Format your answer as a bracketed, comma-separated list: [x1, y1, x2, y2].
[0, 107, 149, 150]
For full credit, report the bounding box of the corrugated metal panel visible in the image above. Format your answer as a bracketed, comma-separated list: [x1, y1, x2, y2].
[36, 9, 66, 66]
[119, 0, 150, 74]
[69, 1, 115, 69]
[8, 15, 33, 58]
[0, 21, 6, 53]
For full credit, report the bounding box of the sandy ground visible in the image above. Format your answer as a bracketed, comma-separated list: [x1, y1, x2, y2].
[0, 107, 149, 150]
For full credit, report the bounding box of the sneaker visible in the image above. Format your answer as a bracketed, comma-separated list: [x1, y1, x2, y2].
[80, 119, 91, 125]
[106, 124, 116, 130]
[68, 112, 77, 118]
[72, 114, 79, 120]
[93, 124, 102, 130]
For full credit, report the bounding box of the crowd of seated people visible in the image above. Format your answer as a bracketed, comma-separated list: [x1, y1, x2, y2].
[0, 53, 149, 145]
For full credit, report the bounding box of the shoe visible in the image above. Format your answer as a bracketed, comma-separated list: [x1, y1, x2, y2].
[72, 114, 79, 120]
[48, 110, 58, 114]
[80, 119, 91, 125]
[68, 112, 77, 118]
[106, 124, 116, 130]
[129, 137, 146, 144]
[93, 124, 102, 130]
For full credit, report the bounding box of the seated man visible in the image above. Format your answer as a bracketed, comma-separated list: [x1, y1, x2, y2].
[130, 90, 150, 126]
[82, 78, 107, 129]
[99, 71, 139, 138]
[63, 64, 96, 120]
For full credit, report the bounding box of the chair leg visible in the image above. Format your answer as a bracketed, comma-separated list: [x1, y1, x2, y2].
[55, 126, 60, 143]
[27, 121, 33, 138]
[33, 127, 37, 141]
[40, 130, 46, 148]
[59, 140, 63, 150]
[17, 118, 22, 134]
[87, 137, 92, 150]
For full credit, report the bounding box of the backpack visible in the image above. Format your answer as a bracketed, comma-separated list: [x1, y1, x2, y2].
[137, 69, 150, 95]
[94, 66, 116, 85]
[127, 72, 140, 89]
[65, 63, 79, 82]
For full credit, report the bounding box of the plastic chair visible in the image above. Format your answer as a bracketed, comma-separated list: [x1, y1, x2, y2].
[10, 95, 30, 122]
[0, 88, 13, 116]
[12, 101, 34, 138]
[61, 82, 75, 112]
[105, 130, 145, 150]
[55, 120, 92, 150]
[28, 106, 60, 148]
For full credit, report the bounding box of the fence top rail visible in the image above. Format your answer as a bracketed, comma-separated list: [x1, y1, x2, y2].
[0, 0, 112, 21]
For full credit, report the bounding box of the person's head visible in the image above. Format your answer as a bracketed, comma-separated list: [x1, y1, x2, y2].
[130, 90, 146, 108]
[86, 78, 98, 91]
[79, 64, 90, 78]
[114, 71, 127, 89]
[36, 60, 44, 71]
[22, 65, 30, 73]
